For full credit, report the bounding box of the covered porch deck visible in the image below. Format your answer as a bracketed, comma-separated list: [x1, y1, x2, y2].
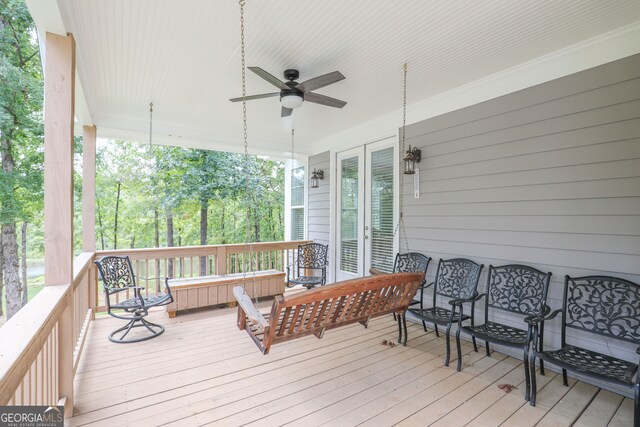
[69, 305, 633, 427]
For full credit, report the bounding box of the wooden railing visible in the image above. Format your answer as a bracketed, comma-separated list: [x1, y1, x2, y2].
[94, 240, 310, 312]
[0, 240, 309, 415]
[0, 251, 95, 411]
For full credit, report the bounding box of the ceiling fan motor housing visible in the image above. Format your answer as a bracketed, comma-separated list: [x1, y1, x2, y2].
[281, 71, 304, 108]
[284, 69, 300, 81]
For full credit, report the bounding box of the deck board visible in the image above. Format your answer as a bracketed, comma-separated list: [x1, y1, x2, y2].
[69, 304, 634, 426]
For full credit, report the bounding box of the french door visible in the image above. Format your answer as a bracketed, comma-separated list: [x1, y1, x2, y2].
[336, 138, 397, 281]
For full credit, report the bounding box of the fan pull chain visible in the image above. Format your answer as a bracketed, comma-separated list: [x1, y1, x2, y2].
[149, 102, 153, 148]
[238, 0, 259, 305]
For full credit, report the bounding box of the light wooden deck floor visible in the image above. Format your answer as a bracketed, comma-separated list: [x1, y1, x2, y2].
[69, 303, 634, 427]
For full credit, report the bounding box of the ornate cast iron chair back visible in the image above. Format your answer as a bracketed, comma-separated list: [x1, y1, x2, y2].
[433, 258, 483, 305]
[562, 275, 640, 345]
[393, 252, 430, 285]
[485, 264, 551, 321]
[96, 255, 137, 293]
[298, 243, 329, 271]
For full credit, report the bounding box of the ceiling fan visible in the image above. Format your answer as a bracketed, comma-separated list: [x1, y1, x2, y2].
[230, 68, 347, 117]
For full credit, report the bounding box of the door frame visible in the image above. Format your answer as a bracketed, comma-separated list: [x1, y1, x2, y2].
[331, 136, 399, 282]
[364, 138, 399, 274]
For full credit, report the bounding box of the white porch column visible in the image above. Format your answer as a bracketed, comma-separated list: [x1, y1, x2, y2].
[43, 31, 75, 416]
[82, 125, 98, 318]
[82, 125, 96, 252]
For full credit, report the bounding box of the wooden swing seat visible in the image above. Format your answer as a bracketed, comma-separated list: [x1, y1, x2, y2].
[234, 272, 423, 354]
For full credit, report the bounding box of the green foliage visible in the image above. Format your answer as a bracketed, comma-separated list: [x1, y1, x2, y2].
[0, 0, 44, 225]
[90, 141, 284, 251]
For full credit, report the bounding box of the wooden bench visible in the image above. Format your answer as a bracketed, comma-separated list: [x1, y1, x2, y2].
[165, 269, 285, 317]
[529, 275, 640, 424]
[234, 272, 424, 354]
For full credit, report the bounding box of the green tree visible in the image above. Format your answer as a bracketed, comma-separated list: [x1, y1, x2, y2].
[0, 0, 43, 320]
[182, 149, 243, 274]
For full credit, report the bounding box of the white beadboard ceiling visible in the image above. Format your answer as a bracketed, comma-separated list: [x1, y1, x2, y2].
[28, 0, 640, 157]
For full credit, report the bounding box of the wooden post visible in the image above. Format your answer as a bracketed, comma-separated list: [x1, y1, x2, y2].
[216, 247, 227, 275]
[44, 32, 75, 417]
[82, 126, 97, 318]
[82, 125, 96, 252]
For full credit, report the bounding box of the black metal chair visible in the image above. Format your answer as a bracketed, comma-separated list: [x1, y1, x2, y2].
[529, 275, 640, 424]
[286, 242, 328, 289]
[454, 264, 552, 401]
[405, 258, 483, 366]
[391, 252, 431, 322]
[95, 255, 173, 343]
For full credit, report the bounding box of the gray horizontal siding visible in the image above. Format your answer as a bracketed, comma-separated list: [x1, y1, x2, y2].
[308, 151, 331, 281]
[402, 54, 640, 367]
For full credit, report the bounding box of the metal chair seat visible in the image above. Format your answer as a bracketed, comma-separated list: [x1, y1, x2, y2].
[286, 275, 324, 289]
[460, 321, 529, 346]
[537, 344, 637, 387]
[408, 306, 469, 325]
[111, 293, 172, 310]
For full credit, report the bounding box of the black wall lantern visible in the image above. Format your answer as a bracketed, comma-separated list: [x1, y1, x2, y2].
[310, 168, 324, 188]
[403, 145, 421, 174]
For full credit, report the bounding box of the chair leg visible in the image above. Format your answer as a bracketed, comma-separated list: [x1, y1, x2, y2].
[634, 382, 639, 427]
[455, 327, 463, 372]
[402, 315, 408, 346]
[485, 341, 491, 357]
[444, 323, 452, 367]
[523, 346, 531, 401]
[529, 351, 538, 406]
[393, 312, 397, 321]
[539, 322, 545, 375]
[397, 315, 403, 344]
[422, 320, 427, 332]
[109, 316, 165, 343]
[472, 336, 478, 352]
[562, 369, 568, 386]
[434, 324, 440, 337]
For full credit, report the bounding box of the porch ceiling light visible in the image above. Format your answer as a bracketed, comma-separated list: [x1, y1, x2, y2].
[403, 145, 421, 175]
[310, 168, 324, 188]
[281, 93, 304, 109]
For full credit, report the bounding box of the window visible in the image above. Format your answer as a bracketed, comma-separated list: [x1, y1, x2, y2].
[291, 166, 305, 240]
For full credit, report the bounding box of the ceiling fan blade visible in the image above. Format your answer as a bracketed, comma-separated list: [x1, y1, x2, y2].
[296, 71, 345, 93]
[229, 92, 280, 102]
[248, 67, 289, 90]
[304, 92, 347, 108]
[281, 106, 293, 117]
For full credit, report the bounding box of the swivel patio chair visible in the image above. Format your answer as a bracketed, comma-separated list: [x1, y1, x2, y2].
[286, 242, 329, 289]
[454, 264, 551, 401]
[95, 255, 173, 343]
[406, 258, 483, 366]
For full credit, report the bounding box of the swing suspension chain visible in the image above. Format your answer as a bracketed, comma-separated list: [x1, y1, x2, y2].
[393, 63, 410, 253]
[238, 0, 258, 302]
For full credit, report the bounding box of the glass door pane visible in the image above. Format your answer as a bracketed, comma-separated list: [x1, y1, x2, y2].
[340, 156, 359, 274]
[369, 147, 395, 272]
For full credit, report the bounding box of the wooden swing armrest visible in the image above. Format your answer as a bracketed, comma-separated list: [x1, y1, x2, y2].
[233, 286, 269, 330]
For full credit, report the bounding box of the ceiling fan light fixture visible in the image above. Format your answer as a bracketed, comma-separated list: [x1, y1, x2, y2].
[281, 93, 304, 109]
